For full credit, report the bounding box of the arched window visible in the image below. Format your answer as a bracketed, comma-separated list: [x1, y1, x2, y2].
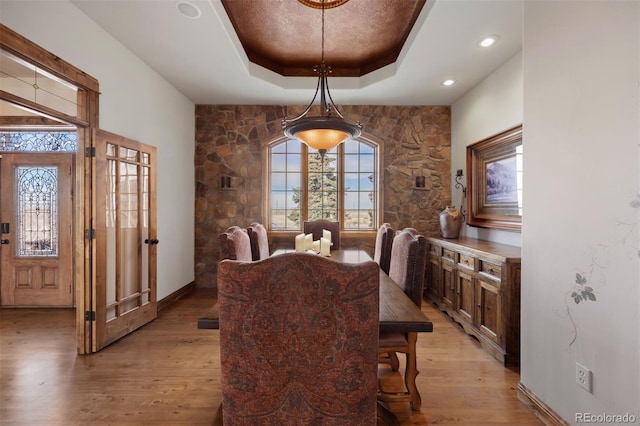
[268, 137, 380, 232]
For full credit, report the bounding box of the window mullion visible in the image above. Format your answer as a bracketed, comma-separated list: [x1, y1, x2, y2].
[338, 144, 344, 232]
[301, 144, 309, 223]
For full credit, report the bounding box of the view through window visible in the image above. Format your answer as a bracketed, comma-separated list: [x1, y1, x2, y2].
[269, 138, 379, 231]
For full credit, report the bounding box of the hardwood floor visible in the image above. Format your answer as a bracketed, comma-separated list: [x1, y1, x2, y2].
[0, 288, 542, 425]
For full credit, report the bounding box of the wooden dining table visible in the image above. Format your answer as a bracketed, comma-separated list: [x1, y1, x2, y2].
[197, 248, 433, 415]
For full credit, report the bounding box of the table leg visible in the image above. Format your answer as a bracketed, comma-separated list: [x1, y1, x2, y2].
[404, 332, 422, 410]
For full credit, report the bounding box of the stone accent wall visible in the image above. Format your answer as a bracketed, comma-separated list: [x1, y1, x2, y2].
[195, 105, 451, 287]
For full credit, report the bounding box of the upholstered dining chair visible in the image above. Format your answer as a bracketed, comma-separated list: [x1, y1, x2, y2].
[378, 227, 427, 410]
[387, 227, 426, 308]
[219, 226, 252, 262]
[247, 222, 269, 261]
[303, 219, 340, 249]
[373, 223, 394, 275]
[217, 253, 380, 425]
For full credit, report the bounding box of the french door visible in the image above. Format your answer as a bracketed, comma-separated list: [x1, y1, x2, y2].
[0, 153, 73, 307]
[90, 129, 158, 351]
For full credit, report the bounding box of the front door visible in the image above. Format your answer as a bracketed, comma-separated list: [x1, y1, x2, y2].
[91, 129, 157, 351]
[0, 153, 74, 307]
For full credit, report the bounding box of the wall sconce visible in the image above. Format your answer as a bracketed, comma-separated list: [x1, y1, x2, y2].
[455, 169, 466, 196]
[455, 169, 467, 219]
[415, 175, 426, 188]
[221, 175, 231, 189]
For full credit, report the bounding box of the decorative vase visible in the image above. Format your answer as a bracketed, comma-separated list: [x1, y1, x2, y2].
[439, 206, 463, 239]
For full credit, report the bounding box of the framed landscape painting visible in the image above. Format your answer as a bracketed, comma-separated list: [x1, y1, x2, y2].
[466, 125, 522, 231]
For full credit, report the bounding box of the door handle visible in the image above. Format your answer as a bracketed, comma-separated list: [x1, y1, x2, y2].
[144, 238, 159, 245]
[0, 239, 9, 245]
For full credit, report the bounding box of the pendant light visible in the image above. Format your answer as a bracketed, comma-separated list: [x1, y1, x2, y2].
[282, 0, 362, 156]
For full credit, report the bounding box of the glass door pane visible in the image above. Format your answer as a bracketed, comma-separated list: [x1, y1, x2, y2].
[16, 166, 58, 257]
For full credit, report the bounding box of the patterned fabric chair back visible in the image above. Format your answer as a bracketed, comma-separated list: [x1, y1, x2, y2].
[247, 222, 269, 261]
[373, 223, 394, 275]
[303, 220, 340, 249]
[388, 228, 427, 307]
[218, 252, 379, 425]
[219, 226, 252, 262]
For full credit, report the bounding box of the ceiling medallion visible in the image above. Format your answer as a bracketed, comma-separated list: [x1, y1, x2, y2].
[298, 0, 350, 9]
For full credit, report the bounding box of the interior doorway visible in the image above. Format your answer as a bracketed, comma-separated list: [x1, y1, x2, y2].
[2, 25, 160, 353]
[2, 24, 97, 353]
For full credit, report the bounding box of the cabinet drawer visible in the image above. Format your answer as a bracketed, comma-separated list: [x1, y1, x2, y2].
[458, 254, 475, 270]
[480, 261, 502, 279]
[442, 248, 456, 261]
[429, 243, 441, 256]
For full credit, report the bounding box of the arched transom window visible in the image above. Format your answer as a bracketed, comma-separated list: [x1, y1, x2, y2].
[268, 138, 380, 232]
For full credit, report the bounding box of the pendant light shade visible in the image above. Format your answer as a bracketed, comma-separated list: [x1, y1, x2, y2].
[283, 107, 361, 153]
[282, 0, 362, 154]
[288, 126, 350, 151]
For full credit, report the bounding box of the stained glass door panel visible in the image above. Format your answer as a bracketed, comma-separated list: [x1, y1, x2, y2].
[0, 153, 73, 307]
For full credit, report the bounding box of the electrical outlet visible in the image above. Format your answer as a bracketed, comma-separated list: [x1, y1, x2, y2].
[576, 363, 592, 393]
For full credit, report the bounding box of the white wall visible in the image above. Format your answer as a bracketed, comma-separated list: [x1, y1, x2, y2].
[452, 3, 640, 423]
[451, 52, 523, 247]
[522, 2, 639, 424]
[2, 1, 195, 300]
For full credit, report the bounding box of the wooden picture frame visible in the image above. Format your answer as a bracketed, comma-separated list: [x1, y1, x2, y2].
[467, 125, 522, 231]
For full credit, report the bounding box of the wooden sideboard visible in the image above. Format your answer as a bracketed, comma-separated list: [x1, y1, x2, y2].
[424, 236, 521, 366]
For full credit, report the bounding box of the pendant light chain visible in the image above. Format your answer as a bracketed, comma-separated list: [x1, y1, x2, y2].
[282, 0, 362, 152]
[319, 0, 328, 118]
[321, 0, 325, 63]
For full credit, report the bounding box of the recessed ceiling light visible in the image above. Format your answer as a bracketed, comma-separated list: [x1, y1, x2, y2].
[442, 79, 455, 87]
[176, 1, 201, 19]
[478, 35, 500, 48]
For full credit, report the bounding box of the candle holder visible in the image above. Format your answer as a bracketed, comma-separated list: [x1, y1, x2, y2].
[454, 169, 466, 197]
[454, 169, 467, 220]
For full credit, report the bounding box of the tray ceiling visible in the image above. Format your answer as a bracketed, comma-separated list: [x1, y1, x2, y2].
[64, 0, 524, 105]
[221, 0, 426, 77]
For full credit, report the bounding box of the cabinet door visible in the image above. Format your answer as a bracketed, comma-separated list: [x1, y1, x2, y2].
[426, 254, 441, 300]
[441, 259, 456, 310]
[477, 278, 502, 345]
[456, 270, 475, 324]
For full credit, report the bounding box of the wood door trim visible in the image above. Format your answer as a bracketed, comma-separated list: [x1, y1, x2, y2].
[0, 24, 99, 92]
[0, 91, 89, 128]
[0, 24, 100, 354]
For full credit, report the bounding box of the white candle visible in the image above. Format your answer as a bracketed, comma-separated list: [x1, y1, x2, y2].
[320, 237, 331, 256]
[312, 240, 321, 253]
[322, 229, 332, 246]
[304, 234, 313, 251]
[295, 233, 306, 252]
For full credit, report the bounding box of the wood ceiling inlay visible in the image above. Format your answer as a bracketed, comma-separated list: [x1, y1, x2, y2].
[221, 0, 426, 77]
